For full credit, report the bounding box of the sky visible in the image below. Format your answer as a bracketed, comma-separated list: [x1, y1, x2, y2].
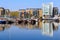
[0, 0, 60, 11]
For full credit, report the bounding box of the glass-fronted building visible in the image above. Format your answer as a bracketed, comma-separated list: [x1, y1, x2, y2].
[42, 2, 53, 17]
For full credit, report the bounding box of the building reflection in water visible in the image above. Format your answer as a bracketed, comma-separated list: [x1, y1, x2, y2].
[16, 20, 59, 36]
[16, 20, 39, 29]
[52, 22, 58, 30]
[38, 20, 42, 29]
[41, 20, 59, 36]
[0, 20, 59, 37]
[41, 20, 53, 36]
[0, 24, 11, 31]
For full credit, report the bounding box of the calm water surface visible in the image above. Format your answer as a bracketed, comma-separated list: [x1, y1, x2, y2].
[0, 21, 60, 40]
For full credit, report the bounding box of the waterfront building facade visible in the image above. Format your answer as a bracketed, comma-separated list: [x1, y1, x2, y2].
[26, 8, 33, 19]
[33, 8, 39, 18]
[25, 9, 30, 19]
[53, 7, 58, 17]
[19, 9, 26, 18]
[42, 2, 53, 19]
[5, 9, 10, 17]
[38, 9, 43, 28]
[0, 7, 5, 16]
[38, 9, 42, 18]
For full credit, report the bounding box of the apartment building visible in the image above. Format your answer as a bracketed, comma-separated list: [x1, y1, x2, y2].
[53, 7, 58, 17]
[42, 2, 53, 19]
[0, 7, 5, 16]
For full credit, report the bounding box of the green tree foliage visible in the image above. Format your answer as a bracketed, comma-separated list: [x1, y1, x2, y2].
[10, 11, 19, 17]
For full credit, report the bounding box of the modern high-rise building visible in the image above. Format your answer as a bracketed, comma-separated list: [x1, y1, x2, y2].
[49, 2, 53, 16]
[53, 7, 58, 17]
[42, 4, 49, 15]
[0, 7, 5, 16]
[42, 2, 53, 18]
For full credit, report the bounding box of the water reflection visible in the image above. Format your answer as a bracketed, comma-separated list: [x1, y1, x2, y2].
[0, 20, 59, 37]
[0, 24, 11, 31]
[42, 20, 59, 36]
[16, 21, 39, 29]
[42, 20, 53, 36]
[15, 20, 59, 37]
[52, 22, 58, 30]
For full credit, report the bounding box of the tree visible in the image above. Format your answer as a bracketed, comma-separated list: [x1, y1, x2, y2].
[10, 11, 19, 18]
